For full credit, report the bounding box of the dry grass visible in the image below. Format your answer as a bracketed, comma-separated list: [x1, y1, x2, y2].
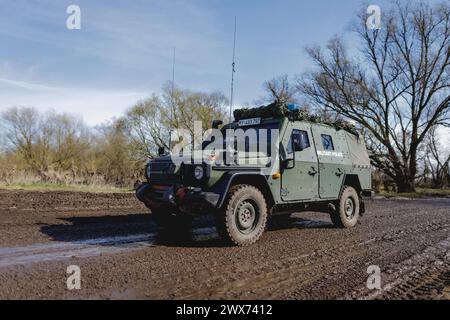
[380, 187, 450, 198]
[0, 182, 131, 193]
[0, 169, 134, 193]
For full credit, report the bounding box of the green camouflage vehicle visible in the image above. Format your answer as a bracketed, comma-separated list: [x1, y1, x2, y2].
[136, 103, 373, 246]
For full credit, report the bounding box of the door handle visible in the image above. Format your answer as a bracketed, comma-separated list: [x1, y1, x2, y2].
[308, 167, 318, 176]
[335, 168, 343, 177]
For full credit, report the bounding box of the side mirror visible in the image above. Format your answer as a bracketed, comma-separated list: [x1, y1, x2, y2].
[158, 146, 165, 156]
[212, 120, 223, 129]
[283, 137, 296, 169]
[284, 159, 295, 169]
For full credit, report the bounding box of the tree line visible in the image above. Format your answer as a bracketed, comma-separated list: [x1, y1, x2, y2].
[0, 1, 449, 192]
[0, 84, 228, 187]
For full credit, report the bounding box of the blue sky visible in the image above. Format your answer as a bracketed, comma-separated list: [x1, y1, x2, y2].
[0, 0, 409, 125]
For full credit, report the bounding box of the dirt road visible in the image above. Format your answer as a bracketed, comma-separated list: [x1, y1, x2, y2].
[0, 190, 448, 300]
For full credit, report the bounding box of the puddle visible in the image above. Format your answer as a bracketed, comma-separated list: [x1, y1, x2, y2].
[0, 227, 219, 268]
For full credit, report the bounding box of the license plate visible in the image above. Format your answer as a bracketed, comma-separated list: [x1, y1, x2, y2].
[238, 118, 261, 127]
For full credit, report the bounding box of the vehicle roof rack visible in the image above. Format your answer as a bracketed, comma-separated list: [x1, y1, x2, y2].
[233, 102, 359, 136]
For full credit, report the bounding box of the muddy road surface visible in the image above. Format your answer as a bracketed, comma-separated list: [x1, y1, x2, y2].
[0, 189, 449, 300]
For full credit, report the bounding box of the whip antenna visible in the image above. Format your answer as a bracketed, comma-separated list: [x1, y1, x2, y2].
[172, 47, 176, 91]
[169, 47, 176, 151]
[230, 17, 237, 123]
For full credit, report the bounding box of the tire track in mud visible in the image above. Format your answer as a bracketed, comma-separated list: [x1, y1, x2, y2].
[227, 223, 450, 299]
[1, 195, 449, 300]
[266, 222, 450, 300]
[136, 220, 450, 299]
[353, 235, 450, 300]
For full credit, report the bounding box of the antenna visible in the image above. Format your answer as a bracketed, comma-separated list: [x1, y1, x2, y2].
[230, 16, 237, 123]
[169, 47, 176, 152]
[172, 47, 176, 91]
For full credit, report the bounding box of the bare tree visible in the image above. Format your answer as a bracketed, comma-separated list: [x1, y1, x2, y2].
[124, 95, 168, 159]
[161, 83, 228, 143]
[261, 74, 298, 105]
[1, 106, 42, 171]
[123, 84, 227, 159]
[298, 2, 450, 192]
[424, 126, 450, 188]
[1, 106, 91, 174]
[94, 120, 143, 186]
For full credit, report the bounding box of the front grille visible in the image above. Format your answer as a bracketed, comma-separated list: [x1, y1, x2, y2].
[151, 186, 170, 201]
[148, 161, 180, 184]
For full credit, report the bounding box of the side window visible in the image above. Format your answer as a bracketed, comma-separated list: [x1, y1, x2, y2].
[321, 134, 335, 151]
[287, 129, 311, 154]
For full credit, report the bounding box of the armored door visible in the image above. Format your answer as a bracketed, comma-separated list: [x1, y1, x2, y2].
[281, 122, 319, 201]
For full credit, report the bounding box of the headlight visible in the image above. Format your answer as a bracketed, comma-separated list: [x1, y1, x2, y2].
[194, 166, 204, 180]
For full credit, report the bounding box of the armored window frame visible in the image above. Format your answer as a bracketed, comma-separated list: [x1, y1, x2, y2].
[224, 123, 278, 156]
[321, 134, 335, 151]
[287, 129, 311, 154]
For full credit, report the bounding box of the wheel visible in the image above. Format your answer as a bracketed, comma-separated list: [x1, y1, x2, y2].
[330, 186, 360, 228]
[216, 185, 268, 246]
[151, 206, 192, 231]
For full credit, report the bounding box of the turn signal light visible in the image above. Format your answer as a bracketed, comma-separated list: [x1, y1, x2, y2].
[272, 172, 281, 180]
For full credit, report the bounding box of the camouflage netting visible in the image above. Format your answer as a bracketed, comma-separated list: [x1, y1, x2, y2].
[233, 102, 359, 136]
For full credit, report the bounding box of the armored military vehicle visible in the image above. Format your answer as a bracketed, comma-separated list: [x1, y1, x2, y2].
[136, 103, 373, 246]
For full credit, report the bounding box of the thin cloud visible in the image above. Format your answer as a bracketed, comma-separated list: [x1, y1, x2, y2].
[0, 77, 59, 92]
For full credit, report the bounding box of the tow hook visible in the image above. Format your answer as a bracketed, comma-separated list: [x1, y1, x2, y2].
[162, 186, 192, 205]
[176, 187, 187, 201]
[163, 187, 176, 205]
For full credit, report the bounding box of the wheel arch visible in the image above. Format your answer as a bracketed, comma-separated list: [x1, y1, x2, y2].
[339, 174, 365, 214]
[211, 172, 275, 209]
[340, 174, 362, 196]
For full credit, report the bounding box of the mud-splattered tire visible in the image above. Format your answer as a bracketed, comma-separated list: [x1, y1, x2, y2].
[330, 186, 360, 228]
[216, 185, 268, 246]
[151, 207, 192, 231]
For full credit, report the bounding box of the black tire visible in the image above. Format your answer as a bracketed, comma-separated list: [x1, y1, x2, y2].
[216, 185, 268, 246]
[330, 186, 360, 228]
[151, 207, 192, 231]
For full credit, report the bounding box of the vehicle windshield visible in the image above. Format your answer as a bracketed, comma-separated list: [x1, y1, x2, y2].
[202, 121, 280, 156]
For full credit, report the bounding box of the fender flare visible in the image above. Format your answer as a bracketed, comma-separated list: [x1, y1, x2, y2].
[210, 171, 270, 209]
[339, 174, 363, 197]
[339, 174, 365, 214]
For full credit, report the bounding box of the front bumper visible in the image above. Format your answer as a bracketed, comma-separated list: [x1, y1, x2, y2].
[136, 183, 220, 213]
